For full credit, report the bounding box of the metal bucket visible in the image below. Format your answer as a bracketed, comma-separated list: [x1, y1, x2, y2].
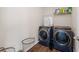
[5, 47, 15, 52]
[0, 47, 15, 52]
[22, 38, 35, 52]
[0, 47, 5, 52]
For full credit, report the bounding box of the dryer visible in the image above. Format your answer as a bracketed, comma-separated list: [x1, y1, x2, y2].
[53, 27, 74, 52]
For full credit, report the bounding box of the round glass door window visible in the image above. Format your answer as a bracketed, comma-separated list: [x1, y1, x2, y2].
[39, 30, 48, 40]
[54, 30, 70, 45]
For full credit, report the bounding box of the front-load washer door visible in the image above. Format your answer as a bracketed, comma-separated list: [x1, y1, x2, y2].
[54, 30, 71, 46]
[39, 29, 49, 41]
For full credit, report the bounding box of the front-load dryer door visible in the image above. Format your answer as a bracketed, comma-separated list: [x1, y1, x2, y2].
[54, 30, 71, 47]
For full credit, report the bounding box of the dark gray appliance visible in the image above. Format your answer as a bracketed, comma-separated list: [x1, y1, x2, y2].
[52, 26, 74, 52]
[38, 26, 53, 47]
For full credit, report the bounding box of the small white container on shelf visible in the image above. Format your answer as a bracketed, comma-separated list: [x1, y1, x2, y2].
[43, 16, 53, 26]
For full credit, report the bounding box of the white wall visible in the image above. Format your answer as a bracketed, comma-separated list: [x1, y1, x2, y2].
[0, 8, 6, 47]
[0, 7, 43, 51]
[76, 8, 79, 36]
[72, 8, 77, 35]
[42, 7, 72, 26]
[72, 7, 79, 52]
[54, 15, 72, 26]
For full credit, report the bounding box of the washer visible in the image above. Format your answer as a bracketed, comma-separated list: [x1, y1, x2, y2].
[53, 27, 74, 52]
[38, 26, 53, 47]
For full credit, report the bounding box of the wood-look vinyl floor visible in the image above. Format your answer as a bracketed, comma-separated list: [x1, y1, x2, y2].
[27, 43, 60, 52]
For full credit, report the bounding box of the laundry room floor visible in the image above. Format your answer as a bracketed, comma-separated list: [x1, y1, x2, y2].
[27, 43, 60, 52]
